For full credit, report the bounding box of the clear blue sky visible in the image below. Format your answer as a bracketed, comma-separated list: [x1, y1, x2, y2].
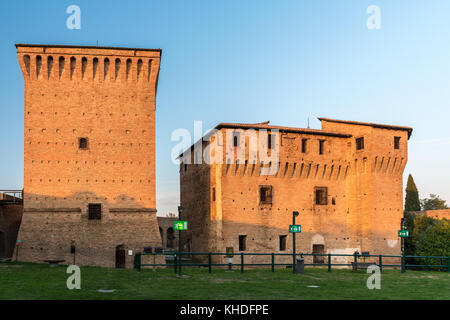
[1, 1, 449, 215]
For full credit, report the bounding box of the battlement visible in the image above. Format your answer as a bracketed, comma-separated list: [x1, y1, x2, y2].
[16, 44, 161, 86]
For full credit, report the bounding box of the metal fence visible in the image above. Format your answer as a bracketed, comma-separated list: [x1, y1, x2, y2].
[134, 251, 450, 273]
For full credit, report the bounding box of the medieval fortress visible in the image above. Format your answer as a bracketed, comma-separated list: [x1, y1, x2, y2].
[0, 44, 417, 268]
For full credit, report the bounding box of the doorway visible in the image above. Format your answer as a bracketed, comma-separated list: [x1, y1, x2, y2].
[166, 227, 175, 248]
[312, 244, 325, 264]
[115, 245, 126, 268]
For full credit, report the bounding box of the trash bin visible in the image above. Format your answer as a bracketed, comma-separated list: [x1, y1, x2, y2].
[295, 258, 305, 274]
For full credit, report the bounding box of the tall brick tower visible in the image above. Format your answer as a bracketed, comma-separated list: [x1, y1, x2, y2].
[15, 44, 162, 268]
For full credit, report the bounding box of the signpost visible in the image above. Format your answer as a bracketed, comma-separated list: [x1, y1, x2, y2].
[177, 206, 185, 276]
[398, 230, 409, 238]
[174, 220, 188, 231]
[400, 218, 408, 273]
[291, 211, 300, 273]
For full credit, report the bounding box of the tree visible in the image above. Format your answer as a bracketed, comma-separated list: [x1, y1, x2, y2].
[404, 174, 421, 212]
[415, 218, 450, 268]
[421, 194, 448, 210]
[166, 212, 178, 218]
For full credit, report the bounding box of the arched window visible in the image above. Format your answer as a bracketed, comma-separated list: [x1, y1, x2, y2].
[115, 58, 121, 80]
[36, 55, 42, 78]
[23, 55, 30, 76]
[104, 58, 110, 79]
[70, 57, 76, 79]
[81, 57, 87, 79]
[93, 57, 98, 79]
[59, 57, 65, 79]
[47, 56, 53, 79]
[137, 59, 143, 80]
[126, 58, 132, 80]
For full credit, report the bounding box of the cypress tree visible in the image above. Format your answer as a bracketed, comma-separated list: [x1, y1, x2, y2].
[405, 174, 421, 212]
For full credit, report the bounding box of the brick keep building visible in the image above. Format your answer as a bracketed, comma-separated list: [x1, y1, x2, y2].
[179, 119, 412, 265]
[16, 44, 162, 268]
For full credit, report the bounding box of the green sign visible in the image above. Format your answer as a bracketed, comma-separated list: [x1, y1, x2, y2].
[289, 225, 301, 233]
[174, 220, 188, 231]
[398, 230, 409, 237]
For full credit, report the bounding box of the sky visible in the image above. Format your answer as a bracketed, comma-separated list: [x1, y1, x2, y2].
[0, 1, 449, 215]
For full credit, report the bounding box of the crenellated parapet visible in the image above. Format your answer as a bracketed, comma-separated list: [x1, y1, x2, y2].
[16, 44, 161, 89]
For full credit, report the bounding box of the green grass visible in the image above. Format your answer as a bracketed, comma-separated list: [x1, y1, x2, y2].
[0, 262, 448, 300]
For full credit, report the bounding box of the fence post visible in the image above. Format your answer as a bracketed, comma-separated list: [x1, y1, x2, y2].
[447, 257, 449, 273]
[328, 253, 331, 272]
[241, 253, 244, 273]
[425, 256, 429, 272]
[208, 252, 212, 274]
[271, 253, 275, 272]
[379, 255, 382, 273]
[174, 253, 177, 274]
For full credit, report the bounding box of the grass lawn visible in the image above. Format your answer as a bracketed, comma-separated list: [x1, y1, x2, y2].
[0, 261, 448, 300]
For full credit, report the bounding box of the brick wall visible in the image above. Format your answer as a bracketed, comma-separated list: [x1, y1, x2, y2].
[181, 120, 411, 265]
[15, 44, 163, 268]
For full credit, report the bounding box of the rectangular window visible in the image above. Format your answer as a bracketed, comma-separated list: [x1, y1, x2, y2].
[301, 138, 307, 153]
[279, 235, 287, 251]
[239, 235, 247, 251]
[315, 187, 328, 205]
[319, 140, 324, 155]
[394, 136, 400, 149]
[356, 137, 364, 150]
[259, 186, 273, 204]
[88, 203, 102, 220]
[268, 134, 273, 149]
[233, 132, 240, 147]
[79, 137, 88, 149]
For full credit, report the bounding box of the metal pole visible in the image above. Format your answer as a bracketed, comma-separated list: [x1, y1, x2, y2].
[208, 252, 212, 273]
[271, 253, 274, 272]
[328, 253, 331, 272]
[401, 218, 405, 273]
[292, 213, 296, 273]
[178, 209, 182, 276]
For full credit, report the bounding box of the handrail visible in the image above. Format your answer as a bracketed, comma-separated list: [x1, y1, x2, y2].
[0, 190, 23, 203]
